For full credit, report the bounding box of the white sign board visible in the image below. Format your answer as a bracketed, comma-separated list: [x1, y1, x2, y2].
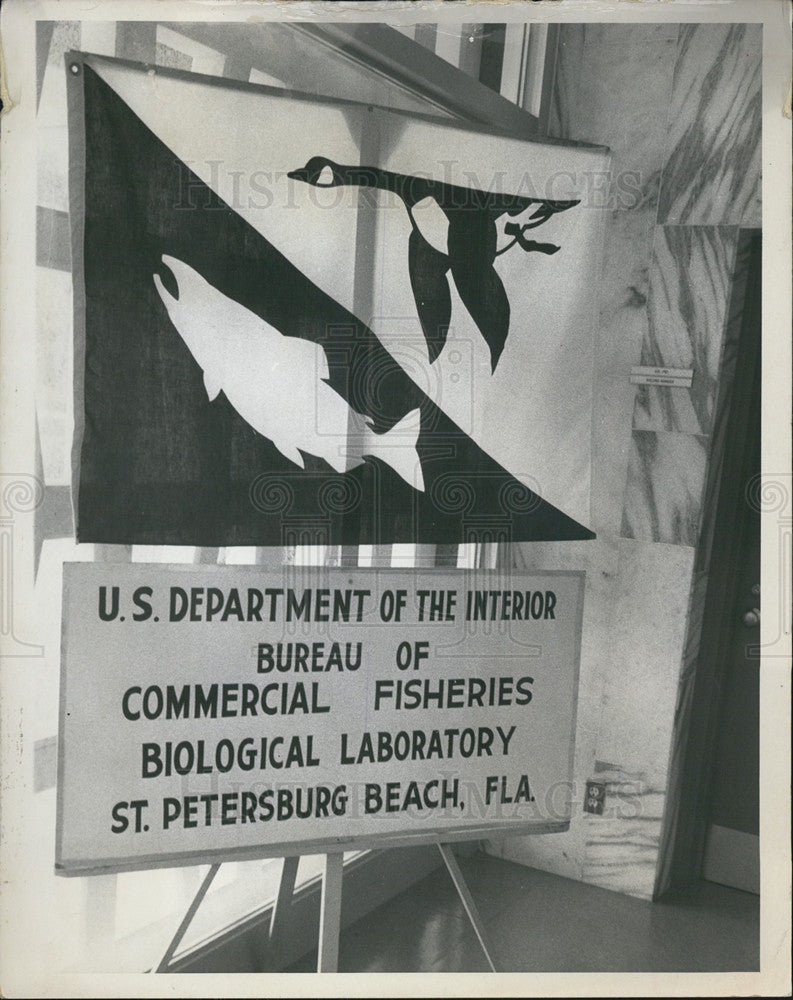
[57, 564, 583, 875]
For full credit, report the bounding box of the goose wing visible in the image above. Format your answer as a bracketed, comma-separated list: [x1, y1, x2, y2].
[451, 257, 510, 374]
[446, 215, 510, 374]
[407, 229, 452, 364]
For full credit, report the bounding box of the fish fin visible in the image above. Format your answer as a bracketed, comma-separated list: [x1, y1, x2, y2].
[203, 371, 222, 401]
[364, 407, 425, 492]
[274, 439, 306, 470]
[285, 335, 329, 381]
[152, 271, 175, 309]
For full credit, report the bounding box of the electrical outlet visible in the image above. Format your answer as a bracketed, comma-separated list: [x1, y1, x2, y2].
[584, 780, 606, 815]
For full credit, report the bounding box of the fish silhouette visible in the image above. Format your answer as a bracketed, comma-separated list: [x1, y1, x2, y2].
[287, 156, 579, 372]
[153, 255, 425, 491]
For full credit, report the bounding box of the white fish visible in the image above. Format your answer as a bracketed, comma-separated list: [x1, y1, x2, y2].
[153, 255, 425, 491]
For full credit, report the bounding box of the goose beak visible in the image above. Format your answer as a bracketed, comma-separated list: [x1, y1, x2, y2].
[286, 167, 310, 183]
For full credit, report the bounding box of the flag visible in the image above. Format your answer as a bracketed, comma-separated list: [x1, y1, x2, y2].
[69, 56, 600, 546]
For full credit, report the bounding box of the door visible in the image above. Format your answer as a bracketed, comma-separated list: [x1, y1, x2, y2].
[701, 233, 761, 894]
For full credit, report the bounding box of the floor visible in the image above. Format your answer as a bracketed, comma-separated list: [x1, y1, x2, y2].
[288, 852, 759, 973]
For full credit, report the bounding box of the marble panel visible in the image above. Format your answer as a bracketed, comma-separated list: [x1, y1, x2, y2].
[497, 637, 604, 883]
[633, 225, 740, 434]
[550, 23, 679, 211]
[595, 539, 695, 783]
[492, 537, 619, 881]
[621, 431, 708, 546]
[595, 208, 655, 375]
[658, 24, 761, 227]
[582, 780, 665, 900]
[494, 531, 696, 899]
[591, 207, 657, 537]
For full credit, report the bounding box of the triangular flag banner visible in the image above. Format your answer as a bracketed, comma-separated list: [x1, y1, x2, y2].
[70, 60, 598, 546]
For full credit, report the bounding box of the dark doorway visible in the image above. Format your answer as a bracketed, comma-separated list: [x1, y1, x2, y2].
[663, 230, 761, 894]
[701, 236, 761, 891]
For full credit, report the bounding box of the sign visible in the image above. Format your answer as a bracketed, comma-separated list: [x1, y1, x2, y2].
[56, 563, 584, 875]
[630, 365, 694, 387]
[67, 54, 607, 547]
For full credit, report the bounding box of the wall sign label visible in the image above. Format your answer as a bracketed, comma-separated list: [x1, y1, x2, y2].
[630, 365, 694, 387]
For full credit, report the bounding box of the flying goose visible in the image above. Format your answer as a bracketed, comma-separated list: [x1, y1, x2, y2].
[287, 156, 579, 372]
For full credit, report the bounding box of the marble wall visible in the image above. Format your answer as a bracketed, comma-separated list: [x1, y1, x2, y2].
[489, 22, 761, 899]
[657, 24, 762, 228]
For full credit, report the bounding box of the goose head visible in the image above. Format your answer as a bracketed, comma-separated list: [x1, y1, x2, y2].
[287, 156, 346, 188]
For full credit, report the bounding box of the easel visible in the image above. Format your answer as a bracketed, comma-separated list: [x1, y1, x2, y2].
[151, 843, 497, 973]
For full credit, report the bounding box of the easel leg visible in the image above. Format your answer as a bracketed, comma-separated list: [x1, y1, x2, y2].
[317, 851, 344, 973]
[268, 855, 299, 966]
[151, 862, 221, 973]
[438, 844, 497, 972]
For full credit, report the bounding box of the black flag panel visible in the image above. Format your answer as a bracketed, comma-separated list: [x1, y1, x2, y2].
[74, 65, 594, 546]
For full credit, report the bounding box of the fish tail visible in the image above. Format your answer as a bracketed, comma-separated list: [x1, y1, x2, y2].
[364, 408, 425, 492]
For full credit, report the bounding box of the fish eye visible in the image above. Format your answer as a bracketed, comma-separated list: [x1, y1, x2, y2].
[316, 165, 335, 186]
